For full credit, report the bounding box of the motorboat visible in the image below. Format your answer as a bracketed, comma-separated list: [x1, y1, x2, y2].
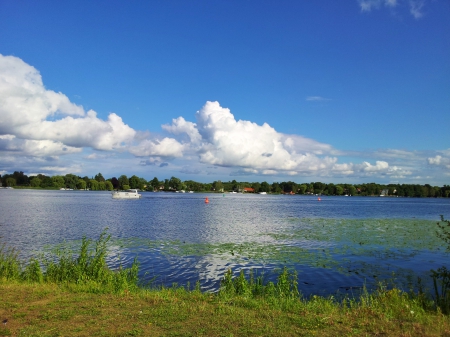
[112, 189, 142, 199]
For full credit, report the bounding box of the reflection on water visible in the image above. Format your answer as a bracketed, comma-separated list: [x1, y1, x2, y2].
[1, 189, 449, 296]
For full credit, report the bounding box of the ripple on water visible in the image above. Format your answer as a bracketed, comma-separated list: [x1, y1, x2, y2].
[1, 190, 449, 295]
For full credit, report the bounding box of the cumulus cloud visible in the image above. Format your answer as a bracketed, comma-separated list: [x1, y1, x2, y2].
[162, 117, 202, 144]
[158, 101, 420, 179]
[186, 101, 337, 173]
[1, 55, 444, 183]
[428, 153, 450, 169]
[0, 54, 136, 152]
[128, 137, 184, 157]
[0, 134, 81, 156]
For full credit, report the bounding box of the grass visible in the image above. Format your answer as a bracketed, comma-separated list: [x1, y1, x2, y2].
[1, 229, 450, 336]
[1, 280, 450, 336]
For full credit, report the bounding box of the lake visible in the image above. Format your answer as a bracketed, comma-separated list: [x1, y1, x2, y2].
[1, 189, 449, 297]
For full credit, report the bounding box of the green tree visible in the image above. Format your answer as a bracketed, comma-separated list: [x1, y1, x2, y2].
[251, 182, 261, 193]
[164, 179, 170, 191]
[169, 176, 182, 191]
[64, 174, 78, 189]
[89, 179, 99, 191]
[52, 176, 65, 188]
[150, 177, 160, 191]
[271, 182, 282, 194]
[213, 180, 224, 192]
[5, 177, 16, 187]
[118, 175, 129, 190]
[129, 175, 141, 189]
[335, 186, 344, 195]
[297, 184, 307, 194]
[260, 181, 270, 193]
[77, 180, 87, 190]
[105, 181, 113, 191]
[94, 173, 105, 182]
[30, 177, 42, 188]
[326, 183, 335, 195]
[12, 171, 28, 185]
[98, 181, 106, 191]
[110, 177, 119, 189]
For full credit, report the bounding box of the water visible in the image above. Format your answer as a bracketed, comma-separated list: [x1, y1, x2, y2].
[1, 189, 449, 297]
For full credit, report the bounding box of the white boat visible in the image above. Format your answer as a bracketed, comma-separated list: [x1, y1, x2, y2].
[259, 192, 267, 195]
[112, 189, 142, 199]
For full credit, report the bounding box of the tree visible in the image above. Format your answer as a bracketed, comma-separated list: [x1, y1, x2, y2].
[94, 173, 105, 182]
[64, 174, 78, 189]
[327, 183, 335, 195]
[89, 179, 99, 191]
[335, 186, 344, 195]
[110, 177, 119, 189]
[260, 181, 270, 193]
[118, 175, 129, 190]
[213, 180, 224, 192]
[98, 181, 106, 190]
[30, 177, 41, 188]
[169, 176, 182, 191]
[164, 179, 170, 191]
[129, 175, 140, 189]
[5, 177, 16, 187]
[271, 182, 282, 194]
[12, 171, 28, 185]
[105, 181, 113, 191]
[251, 182, 261, 193]
[77, 180, 87, 190]
[52, 176, 65, 188]
[298, 184, 307, 194]
[150, 177, 160, 191]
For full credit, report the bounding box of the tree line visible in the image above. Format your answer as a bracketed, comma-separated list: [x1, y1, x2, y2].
[1, 171, 449, 197]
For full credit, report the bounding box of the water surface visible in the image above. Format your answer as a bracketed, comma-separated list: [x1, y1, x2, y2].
[1, 190, 449, 297]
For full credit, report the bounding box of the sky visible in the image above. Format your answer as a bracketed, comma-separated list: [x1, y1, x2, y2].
[0, 0, 449, 185]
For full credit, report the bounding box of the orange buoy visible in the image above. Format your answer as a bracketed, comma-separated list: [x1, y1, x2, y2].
[205, 197, 209, 204]
[318, 197, 321, 201]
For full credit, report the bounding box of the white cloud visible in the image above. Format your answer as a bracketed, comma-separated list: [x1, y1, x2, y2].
[0, 55, 446, 184]
[0, 134, 81, 156]
[358, 0, 397, 12]
[428, 154, 450, 169]
[162, 117, 202, 144]
[0, 54, 136, 151]
[129, 137, 184, 158]
[358, 0, 426, 18]
[179, 101, 338, 173]
[409, 0, 425, 18]
[306, 96, 330, 102]
[428, 155, 442, 165]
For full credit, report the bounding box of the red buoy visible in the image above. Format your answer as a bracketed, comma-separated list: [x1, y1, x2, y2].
[318, 197, 321, 201]
[205, 197, 209, 204]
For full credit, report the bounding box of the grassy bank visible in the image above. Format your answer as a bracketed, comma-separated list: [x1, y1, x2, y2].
[1, 231, 450, 336]
[1, 281, 450, 336]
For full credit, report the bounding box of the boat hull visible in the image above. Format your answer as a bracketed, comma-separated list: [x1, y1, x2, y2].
[112, 190, 142, 199]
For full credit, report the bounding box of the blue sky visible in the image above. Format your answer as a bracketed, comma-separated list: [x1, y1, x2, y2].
[0, 0, 449, 185]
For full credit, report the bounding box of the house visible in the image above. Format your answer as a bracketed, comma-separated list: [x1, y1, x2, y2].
[243, 187, 255, 193]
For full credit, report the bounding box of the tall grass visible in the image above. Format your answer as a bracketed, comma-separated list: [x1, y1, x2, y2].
[0, 229, 139, 293]
[0, 243, 21, 280]
[219, 267, 299, 301]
